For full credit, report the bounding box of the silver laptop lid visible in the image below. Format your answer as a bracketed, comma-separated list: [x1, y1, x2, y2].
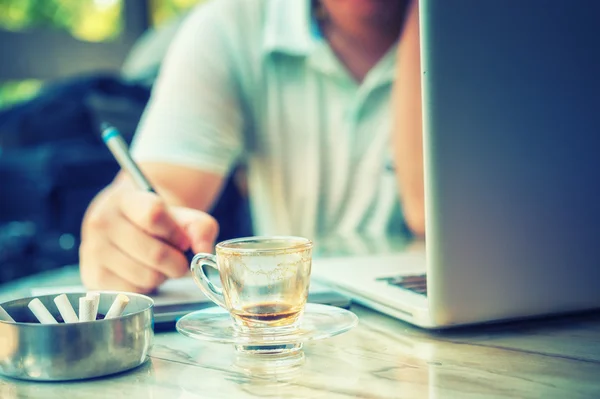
[421, 0, 600, 325]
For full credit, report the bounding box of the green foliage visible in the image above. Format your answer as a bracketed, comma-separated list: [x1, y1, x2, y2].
[0, 0, 122, 42]
[0, 0, 204, 109]
[150, 0, 204, 26]
[0, 79, 43, 110]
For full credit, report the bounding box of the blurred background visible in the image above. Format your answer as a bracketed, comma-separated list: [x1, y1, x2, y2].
[0, 0, 251, 284]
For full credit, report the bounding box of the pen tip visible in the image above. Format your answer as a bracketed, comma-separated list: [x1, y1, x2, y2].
[100, 122, 111, 132]
[101, 123, 120, 143]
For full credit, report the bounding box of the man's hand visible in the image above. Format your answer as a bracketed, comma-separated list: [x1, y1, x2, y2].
[79, 180, 218, 293]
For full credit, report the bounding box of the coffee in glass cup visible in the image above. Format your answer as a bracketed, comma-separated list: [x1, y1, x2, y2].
[190, 236, 313, 334]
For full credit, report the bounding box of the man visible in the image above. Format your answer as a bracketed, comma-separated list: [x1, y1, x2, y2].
[79, 0, 423, 293]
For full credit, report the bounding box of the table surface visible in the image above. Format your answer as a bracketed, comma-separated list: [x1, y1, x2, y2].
[1, 236, 600, 399]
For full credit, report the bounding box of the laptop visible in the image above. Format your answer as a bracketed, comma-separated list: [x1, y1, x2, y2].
[312, 0, 600, 328]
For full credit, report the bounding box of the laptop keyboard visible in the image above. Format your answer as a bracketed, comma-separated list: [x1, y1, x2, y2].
[376, 274, 427, 296]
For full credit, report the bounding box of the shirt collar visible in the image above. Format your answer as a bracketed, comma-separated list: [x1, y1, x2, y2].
[263, 0, 397, 87]
[263, 0, 315, 56]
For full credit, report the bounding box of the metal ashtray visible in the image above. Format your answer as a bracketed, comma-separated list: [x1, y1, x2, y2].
[0, 292, 153, 381]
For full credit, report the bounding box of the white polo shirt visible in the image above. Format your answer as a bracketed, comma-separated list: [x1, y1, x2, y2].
[131, 0, 405, 239]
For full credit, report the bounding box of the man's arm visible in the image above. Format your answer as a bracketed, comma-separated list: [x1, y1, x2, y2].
[123, 163, 225, 212]
[392, 0, 425, 236]
[80, 1, 243, 292]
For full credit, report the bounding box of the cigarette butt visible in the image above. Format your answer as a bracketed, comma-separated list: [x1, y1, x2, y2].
[53, 294, 79, 323]
[86, 292, 100, 320]
[28, 298, 58, 324]
[0, 305, 14, 323]
[104, 294, 130, 319]
[79, 297, 96, 322]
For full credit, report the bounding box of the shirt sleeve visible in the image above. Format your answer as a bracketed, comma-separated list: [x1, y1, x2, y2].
[131, 0, 244, 176]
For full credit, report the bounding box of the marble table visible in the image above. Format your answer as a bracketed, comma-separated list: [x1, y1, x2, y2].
[1, 239, 600, 398]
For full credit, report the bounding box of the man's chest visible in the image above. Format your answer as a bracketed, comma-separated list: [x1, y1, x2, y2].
[245, 66, 394, 166]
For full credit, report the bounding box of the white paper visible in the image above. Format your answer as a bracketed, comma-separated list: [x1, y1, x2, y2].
[31, 277, 208, 307]
[31, 277, 333, 308]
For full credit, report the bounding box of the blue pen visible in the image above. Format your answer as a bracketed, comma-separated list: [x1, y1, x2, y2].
[101, 123, 196, 263]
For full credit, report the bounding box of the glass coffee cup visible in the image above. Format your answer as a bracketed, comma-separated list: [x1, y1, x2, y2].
[190, 236, 313, 335]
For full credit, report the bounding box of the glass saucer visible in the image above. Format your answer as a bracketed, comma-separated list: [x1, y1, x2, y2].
[176, 304, 358, 348]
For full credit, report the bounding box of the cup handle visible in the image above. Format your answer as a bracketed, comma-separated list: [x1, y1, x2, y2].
[190, 253, 227, 309]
